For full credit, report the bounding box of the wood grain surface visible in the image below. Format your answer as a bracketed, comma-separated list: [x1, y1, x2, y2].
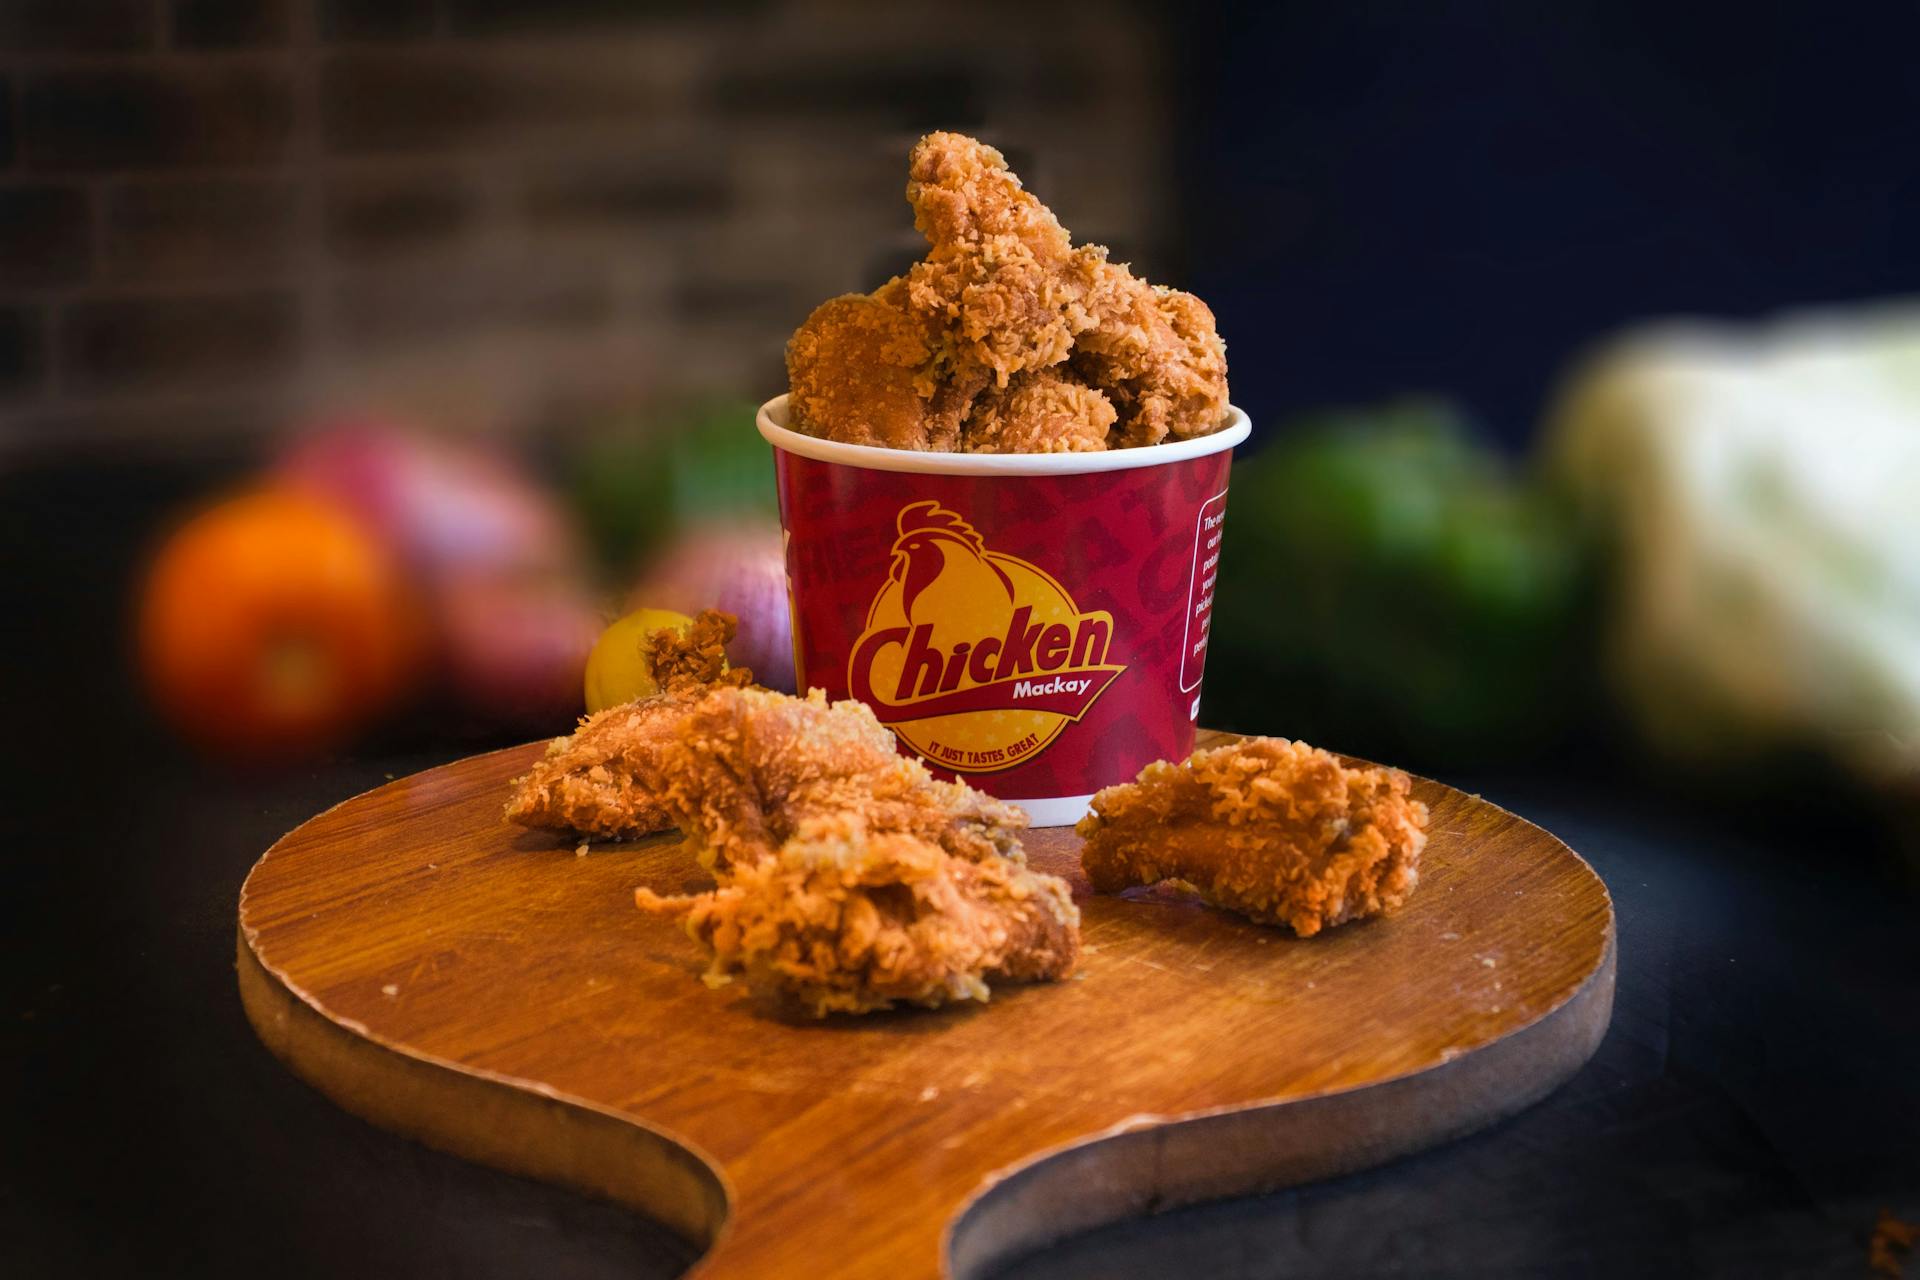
[237, 730, 1615, 1279]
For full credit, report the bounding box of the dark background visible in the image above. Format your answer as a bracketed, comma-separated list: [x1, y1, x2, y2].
[1183, 1, 1920, 446]
[7, 2, 1919, 1277]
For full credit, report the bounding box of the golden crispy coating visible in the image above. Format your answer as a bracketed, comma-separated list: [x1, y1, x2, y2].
[1153, 288, 1232, 439]
[1072, 262, 1231, 447]
[784, 132, 1229, 453]
[504, 690, 702, 840]
[1076, 737, 1428, 936]
[903, 131, 1080, 388]
[962, 367, 1115, 453]
[506, 681, 1029, 868]
[636, 813, 1080, 1016]
[647, 608, 753, 693]
[654, 686, 1028, 872]
[505, 610, 751, 840]
[785, 292, 976, 450]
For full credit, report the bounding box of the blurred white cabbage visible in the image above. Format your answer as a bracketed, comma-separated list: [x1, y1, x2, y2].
[1545, 305, 1920, 786]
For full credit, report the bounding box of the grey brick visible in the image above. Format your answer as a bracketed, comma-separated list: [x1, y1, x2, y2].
[320, 55, 500, 153]
[105, 180, 298, 281]
[332, 264, 610, 347]
[673, 276, 804, 327]
[0, 187, 90, 289]
[59, 291, 297, 391]
[173, 0, 292, 48]
[324, 174, 472, 258]
[710, 62, 983, 129]
[448, 0, 764, 36]
[0, 0, 155, 53]
[524, 163, 729, 231]
[320, 52, 665, 155]
[320, 0, 438, 40]
[22, 69, 295, 171]
[0, 307, 48, 399]
[5, 402, 276, 451]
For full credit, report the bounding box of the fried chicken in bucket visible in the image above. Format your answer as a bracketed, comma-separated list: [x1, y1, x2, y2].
[1077, 738, 1429, 937]
[786, 132, 1230, 453]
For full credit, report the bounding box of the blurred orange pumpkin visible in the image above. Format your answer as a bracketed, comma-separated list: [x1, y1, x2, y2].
[137, 489, 423, 760]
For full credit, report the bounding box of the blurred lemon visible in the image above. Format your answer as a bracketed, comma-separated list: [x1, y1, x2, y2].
[583, 607, 696, 712]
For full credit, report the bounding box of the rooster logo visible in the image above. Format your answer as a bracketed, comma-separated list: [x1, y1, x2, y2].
[850, 501, 1126, 773]
[891, 501, 1015, 618]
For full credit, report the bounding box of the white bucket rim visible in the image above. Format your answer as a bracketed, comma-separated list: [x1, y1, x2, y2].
[757, 395, 1251, 477]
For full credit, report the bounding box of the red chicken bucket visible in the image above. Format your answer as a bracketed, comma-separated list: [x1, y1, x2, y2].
[758, 395, 1251, 826]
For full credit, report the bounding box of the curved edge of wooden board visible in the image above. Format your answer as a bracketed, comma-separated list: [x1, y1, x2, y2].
[238, 909, 1615, 1280]
[945, 931, 1615, 1277]
[235, 930, 732, 1255]
[236, 744, 1618, 1279]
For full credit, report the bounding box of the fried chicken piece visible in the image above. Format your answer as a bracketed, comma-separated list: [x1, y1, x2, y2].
[903, 131, 1084, 389]
[505, 691, 702, 840]
[786, 292, 977, 450]
[647, 607, 753, 693]
[655, 686, 1028, 872]
[1076, 737, 1428, 936]
[1071, 259, 1231, 447]
[786, 132, 1229, 452]
[505, 610, 751, 840]
[1871, 1210, 1916, 1278]
[962, 367, 1115, 453]
[636, 813, 1080, 1016]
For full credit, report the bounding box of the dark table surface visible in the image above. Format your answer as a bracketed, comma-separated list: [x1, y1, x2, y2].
[7, 457, 1918, 1278]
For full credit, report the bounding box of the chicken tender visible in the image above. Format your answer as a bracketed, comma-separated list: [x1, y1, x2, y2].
[656, 686, 1028, 872]
[637, 813, 1080, 1016]
[1076, 737, 1428, 936]
[505, 610, 750, 840]
[963, 367, 1115, 453]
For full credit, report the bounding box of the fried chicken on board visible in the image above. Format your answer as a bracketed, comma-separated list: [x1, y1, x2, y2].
[633, 690, 1076, 1014]
[785, 132, 1229, 453]
[646, 686, 1030, 873]
[637, 812, 1080, 1017]
[1077, 737, 1429, 937]
[509, 676, 1076, 1015]
[504, 609, 752, 840]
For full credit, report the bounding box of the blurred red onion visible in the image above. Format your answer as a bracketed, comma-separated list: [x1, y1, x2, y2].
[276, 419, 581, 585]
[435, 575, 601, 732]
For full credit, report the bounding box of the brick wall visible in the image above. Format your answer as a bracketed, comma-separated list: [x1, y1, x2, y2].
[0, 0, 1172, 457]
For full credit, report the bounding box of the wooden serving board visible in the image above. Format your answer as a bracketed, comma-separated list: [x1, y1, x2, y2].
[238, 731, 1614, 1279]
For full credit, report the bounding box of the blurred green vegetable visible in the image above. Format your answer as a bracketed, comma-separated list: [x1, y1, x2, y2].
[1205, 399, 1595, 764]
[566, 397, 777, 577]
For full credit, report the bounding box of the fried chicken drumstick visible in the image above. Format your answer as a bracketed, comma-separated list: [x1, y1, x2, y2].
[1077, 737, 1429, 937]
[786, 132, 1229, 453]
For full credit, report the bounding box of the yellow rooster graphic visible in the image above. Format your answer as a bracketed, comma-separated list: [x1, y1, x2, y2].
[889, 500, 1016, 633]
